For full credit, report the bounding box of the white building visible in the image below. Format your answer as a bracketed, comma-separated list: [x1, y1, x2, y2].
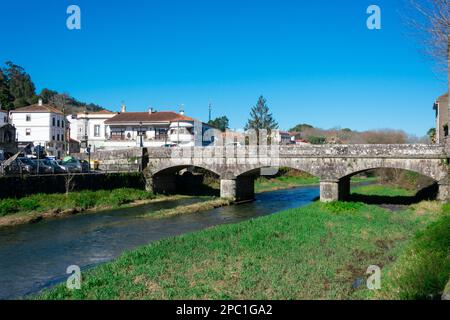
[67, 109, 117, 152]
[10, 99, 66, 157]
[66, 104, 214, 151]
[102, 108, 213, 149]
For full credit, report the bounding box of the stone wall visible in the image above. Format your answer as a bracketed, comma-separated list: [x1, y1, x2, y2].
[72, 147, 146, 172]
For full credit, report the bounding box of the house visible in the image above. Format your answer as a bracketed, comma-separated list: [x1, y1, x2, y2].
[102, 107, 213, 149]
[279, 131, 294, 145]
[433, 93, 449, 144]
[66, 109, 117, 152]
[66, 103, 215, 151]
[9, 99, 66, 157]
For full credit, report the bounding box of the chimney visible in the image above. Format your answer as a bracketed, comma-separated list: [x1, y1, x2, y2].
[38, 98, 43, 106]
[121, 102, 126, 113]
[148, 107, 153, 114]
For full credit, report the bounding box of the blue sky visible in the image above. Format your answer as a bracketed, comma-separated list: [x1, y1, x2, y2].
[0, 0, 447, 135]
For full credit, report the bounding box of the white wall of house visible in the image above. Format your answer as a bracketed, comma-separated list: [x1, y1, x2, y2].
[10, 111, 65, 156]
[67, 113, 116, 151]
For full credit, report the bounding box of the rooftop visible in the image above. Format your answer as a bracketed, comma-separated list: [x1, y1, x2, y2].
[10, 103, 63, 114]
[105, 111, 194, 124]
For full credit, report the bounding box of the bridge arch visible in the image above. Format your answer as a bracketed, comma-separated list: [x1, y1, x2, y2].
[335, 158, 448, 183]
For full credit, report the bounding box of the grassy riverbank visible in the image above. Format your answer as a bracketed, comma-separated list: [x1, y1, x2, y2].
[0, 188, 189, 228]
[38, 185, 449, 300]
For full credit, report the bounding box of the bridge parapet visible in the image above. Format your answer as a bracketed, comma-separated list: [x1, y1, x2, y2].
[147, 144, 447, 159]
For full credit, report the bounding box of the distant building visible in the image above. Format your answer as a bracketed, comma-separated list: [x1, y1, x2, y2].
[433, 92, 449, 144]
[67, 109, 117, 152]
[67, 105, 213, 151]
[9, 99, 66, 157]
[279, 131, 294, 145]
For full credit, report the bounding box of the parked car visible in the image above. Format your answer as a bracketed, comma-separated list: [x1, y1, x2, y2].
[59, 157, 83, 173]
[17, 157, 37, 174]
[34, 159, 61, 174]
[46, 159, 67, 174]
[2, 159, 24, 175]
[80, 160, 90, 173]
[163, 143, 178, 148]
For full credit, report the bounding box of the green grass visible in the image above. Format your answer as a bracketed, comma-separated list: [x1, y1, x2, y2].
[0, 188, 156, 218]
[351, 184, 415, 197]
[254, 175, 319, 193]
[372, 206, 450, 299]
[37, 199, 446, 300]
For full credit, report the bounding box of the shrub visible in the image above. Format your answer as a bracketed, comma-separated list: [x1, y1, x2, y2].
[0, 199, 19, 216]
[71, 191, 98, 210]
[18, 198, 40, 211]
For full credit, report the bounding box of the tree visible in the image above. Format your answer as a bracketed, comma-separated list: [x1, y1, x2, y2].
[427, 127, 437, 143]
[289, 123, 314, 132]
[39, 88, 58, 103]
[0, 69, 14, 110]
[244, 96, 278, 144]
[208, 116, 229, 132]
[3, 61, 36, 107]
[404, 0, 449, 72]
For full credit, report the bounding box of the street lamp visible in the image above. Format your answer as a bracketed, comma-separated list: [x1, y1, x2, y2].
[139, 121, 143, 148]
[86, 144, 91, 172]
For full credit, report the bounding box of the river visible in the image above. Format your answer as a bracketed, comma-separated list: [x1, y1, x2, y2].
[0, 185, 320, 299]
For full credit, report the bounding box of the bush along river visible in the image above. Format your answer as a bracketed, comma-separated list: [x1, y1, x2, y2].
[0, 185, 323, 299]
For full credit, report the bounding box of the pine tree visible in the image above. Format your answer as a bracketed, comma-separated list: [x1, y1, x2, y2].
[244, 95, 278, 143]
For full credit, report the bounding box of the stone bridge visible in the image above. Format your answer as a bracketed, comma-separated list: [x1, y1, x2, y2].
[144, 144, 450, 202]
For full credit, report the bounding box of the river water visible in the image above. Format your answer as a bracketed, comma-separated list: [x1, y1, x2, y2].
[0, 186, 320, 299]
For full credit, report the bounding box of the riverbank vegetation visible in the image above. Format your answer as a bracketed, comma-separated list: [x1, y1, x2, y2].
[141, 198, 232, 219]
[0, 188, 173, 228]
[37, 187, 449, 300]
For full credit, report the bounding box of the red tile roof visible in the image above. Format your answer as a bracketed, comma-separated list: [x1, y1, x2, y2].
[78, 109, 115, 115]
[11, 104, 63, 114]
[105, 111, 194, 124]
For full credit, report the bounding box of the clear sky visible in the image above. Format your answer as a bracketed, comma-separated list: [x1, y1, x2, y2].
[0, 0, 447, 136]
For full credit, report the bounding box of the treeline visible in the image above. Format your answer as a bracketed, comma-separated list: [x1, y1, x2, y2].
[289, 123, 429, 144]
[0, 61, 105, 113]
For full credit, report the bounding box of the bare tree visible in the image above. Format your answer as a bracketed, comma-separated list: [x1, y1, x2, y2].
[404, 0, 449, 74]
[64, 172, 75, 195]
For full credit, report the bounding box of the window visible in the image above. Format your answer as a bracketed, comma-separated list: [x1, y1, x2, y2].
[52, 117, 55, 126]
[57, 134, 60, 141]
[57, 119, 60, 127]
[26, 128, 31, 136]
[52, 135, 55, 141]
[26, 114, 31, 122]
[94, 125, 101, 137]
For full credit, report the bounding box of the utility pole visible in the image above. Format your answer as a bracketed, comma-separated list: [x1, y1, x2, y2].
[62, 94, 67, 155]
[208, 101, 212, 122]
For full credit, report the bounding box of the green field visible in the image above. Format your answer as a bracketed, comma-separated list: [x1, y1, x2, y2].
[38, 185, 449, 300]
